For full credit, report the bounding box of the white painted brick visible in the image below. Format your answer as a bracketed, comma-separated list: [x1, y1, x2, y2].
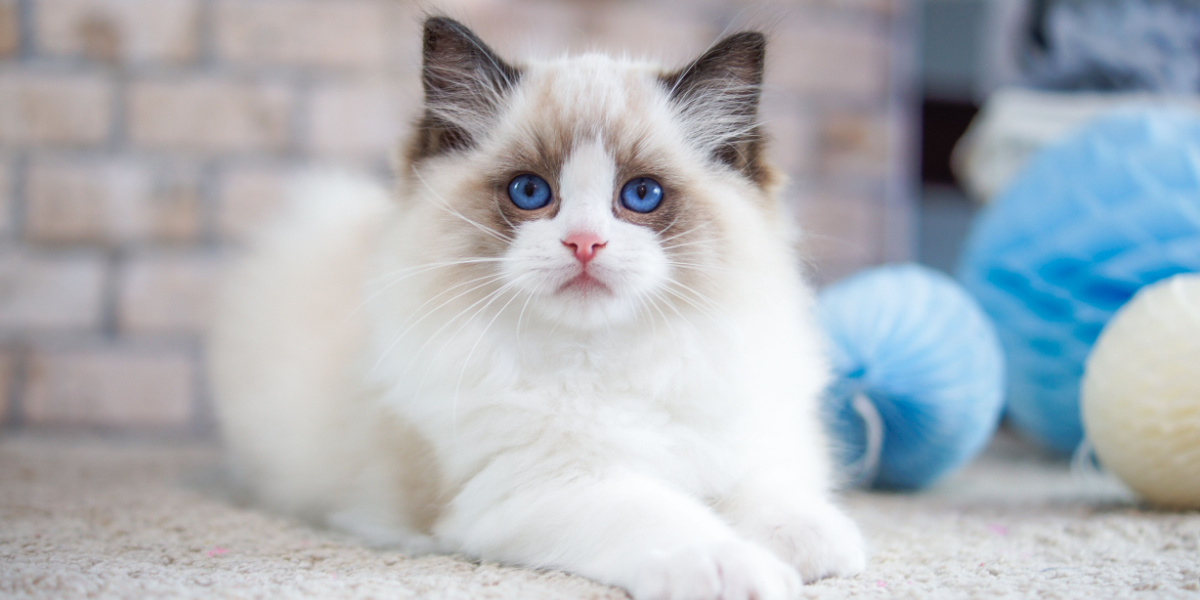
[760, 107, 817, 178]
[23, 346, 194, 427]
[128, 78, 292, 153]
[35, 0, 201, 63]
[308, 79, 416, 160]
[0, 71, 113, 148]
[216, 166, 292, 241]
[796, 191, 885, 284]
[577, 2, 714, 65]
[0, 349, 12, 422]
[213, 0, 390, 70]
[0, 0, 17, 58]
[807, 0, 898, 16]
[464, 0, 707, 62]
[0, 251, 106, 333]
[151, 163, 205, 241]
[117, 254, 223, 335]
[769, 16, 888, 99]
[25, 157, 201, 244]
[459, 1, 579, 60]
[817, 109, 892, 180]
[0, 160, 11, 236]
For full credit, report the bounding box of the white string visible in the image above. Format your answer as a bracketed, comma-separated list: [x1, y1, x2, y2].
[849, 392, 885, 486]
[1070, 437, 1114, 493]
[1070, 436, 1139, 501]
[1070, 437, 1098, 477]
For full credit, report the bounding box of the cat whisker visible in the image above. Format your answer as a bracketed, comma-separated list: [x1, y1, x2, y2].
[665, 260, 730, 274]
[658, 218, 716, 245]
[662, 281, 724, 326]
[647, 287, 703, 341]
[453, 276, 531, 430]
[514, 289, 536, 357]
[366, 257, 510, 287]
[666, 276, 723, 308]
[391, 271, 509, 331]
[495, 202, 520, 235]
[391, 268, 508, 326]
[368, 272, 509, 377]
[664, 280, 744, 345]
[346, 259, 511, 325]
[403, 276, 524, 386]
[411, 278, 527, 430]
[660, 238, 719, 252]
[641, 286, 688, 338]
[655, 212, 685, 240]
[632, 293, 662, 341]
[661, 244, 720, 254]
[642, 292, 675, 339]
[662, 261, 731, 286]
[413, 169, 514, 245]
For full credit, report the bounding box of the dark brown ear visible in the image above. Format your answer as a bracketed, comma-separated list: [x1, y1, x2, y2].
[661, 32, 767, 184]
[411, 17, 521, 161]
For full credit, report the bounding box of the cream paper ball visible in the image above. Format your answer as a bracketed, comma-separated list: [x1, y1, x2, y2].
[1081, 274, 1200, 509]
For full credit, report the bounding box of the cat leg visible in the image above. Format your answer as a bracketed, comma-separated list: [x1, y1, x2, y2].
[722, 472, 866, 583]
[437, 466, 802, 600]
[326, 508, 440, 554]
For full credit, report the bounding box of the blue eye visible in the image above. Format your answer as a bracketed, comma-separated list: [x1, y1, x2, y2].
[508, 174, 552, 210]
[620, 177, 663, 213]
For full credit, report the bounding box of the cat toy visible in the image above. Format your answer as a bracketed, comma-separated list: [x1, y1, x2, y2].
[1081, 274, 1200, 509]
[818, 264, 1005, 490]
[958, 111, 1200, 455]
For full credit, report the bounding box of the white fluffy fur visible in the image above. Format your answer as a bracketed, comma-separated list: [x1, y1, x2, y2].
[211, 32, 864, 600]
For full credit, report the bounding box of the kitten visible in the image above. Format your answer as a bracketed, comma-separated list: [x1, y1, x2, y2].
[210, 16, 865, 600]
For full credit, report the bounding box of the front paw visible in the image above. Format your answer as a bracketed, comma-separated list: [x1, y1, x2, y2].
[631, 539, 801, 600]
[740, 502, 865, 583]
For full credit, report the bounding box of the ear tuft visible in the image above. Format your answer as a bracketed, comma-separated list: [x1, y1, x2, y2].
[411, 17, 521, 161]
[661, 32, 768, 184]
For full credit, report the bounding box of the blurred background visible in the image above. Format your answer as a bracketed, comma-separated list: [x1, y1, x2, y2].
[1, 0, 1185, 437]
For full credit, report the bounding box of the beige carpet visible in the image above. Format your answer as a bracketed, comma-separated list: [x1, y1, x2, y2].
[2, 432, 1198, 599]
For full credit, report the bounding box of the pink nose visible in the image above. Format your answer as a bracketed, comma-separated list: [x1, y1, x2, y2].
[562, 231, 607, 265]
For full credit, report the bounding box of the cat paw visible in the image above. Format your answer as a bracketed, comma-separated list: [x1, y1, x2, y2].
[739, 502, 866, 583]
[630, 539, 802, 600]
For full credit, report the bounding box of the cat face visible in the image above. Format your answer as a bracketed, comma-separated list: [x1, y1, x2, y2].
[399, 18, 781, 331]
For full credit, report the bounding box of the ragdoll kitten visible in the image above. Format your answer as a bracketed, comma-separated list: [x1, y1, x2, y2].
[211, 16, 864, 600]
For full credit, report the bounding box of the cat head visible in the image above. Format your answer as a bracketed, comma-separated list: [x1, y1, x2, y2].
[397, 17, 788, 331]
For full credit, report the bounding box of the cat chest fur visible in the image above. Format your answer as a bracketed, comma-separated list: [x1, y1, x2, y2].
[367, 293, 759, 499]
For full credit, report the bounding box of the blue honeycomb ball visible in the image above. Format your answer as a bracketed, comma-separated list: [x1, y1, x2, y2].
[959, 111, 1200, 455]
[819, 264, 1006, 490]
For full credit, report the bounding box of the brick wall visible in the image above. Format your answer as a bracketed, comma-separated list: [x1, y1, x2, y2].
[0, 0, 915, 434]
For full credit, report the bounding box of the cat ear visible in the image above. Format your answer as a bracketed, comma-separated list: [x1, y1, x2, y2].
[662, 32, 768, 183]
[413, 17, 521, 159]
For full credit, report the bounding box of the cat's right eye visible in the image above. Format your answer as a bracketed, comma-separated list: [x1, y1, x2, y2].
[508, 174, 553, 210]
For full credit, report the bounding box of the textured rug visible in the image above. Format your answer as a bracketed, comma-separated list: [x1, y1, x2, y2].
[1, 432, 1197, 599]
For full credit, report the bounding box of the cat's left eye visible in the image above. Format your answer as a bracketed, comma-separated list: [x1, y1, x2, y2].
[619, 177, 664, 213]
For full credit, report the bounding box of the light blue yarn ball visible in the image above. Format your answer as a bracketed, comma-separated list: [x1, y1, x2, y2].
[818, 264, 1006, 490]
[958, 111, 1200, 455]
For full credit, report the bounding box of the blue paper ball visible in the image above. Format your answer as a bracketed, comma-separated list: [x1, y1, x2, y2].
[819, 264, 1006, 490]
[959, 111, 1200, 455]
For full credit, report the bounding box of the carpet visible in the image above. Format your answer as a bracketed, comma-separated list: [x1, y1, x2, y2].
[1, 432, 1197, 599]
